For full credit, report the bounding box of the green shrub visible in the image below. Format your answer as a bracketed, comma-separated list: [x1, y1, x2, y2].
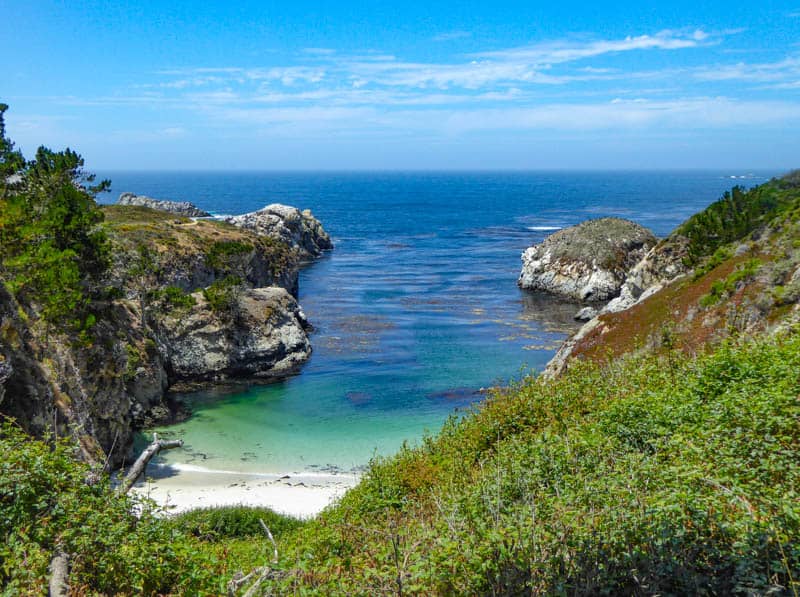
[270, 334, 800, 594]
[202, 276, 242, 313]
[699, 258, 761, 307]
[149, 285, 196, 312]
[205, 240, 253, 270]
[170, 505, 304, 541]
[0, 420, 224, 594]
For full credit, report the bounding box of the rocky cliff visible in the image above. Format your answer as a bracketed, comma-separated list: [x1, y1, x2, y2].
[118, 192, 211, 217]
[223, 204, 333, 260]
[518, 218, 657, 302]
[0, 202, 331, 468]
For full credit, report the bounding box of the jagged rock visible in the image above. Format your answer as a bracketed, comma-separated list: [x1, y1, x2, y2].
[574, 306, 598, 321]
[224, 204, 333, 260]
[602, 237, 690, 314]
[543, 317, 605, 378]
[160, 287, 311, 381]
[518, 218, 657, 302]
[118, 192, 211, 217]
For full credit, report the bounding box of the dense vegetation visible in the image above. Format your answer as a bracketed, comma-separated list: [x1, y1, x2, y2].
[0, 419, 305, 594]
[677, 173, 800, 264]
[261, 333, 800, 594]
[3, 332, 797, 594]
[0, 104, 110, 329]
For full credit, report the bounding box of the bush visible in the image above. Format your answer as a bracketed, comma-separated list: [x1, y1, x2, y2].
[270, 334, 800, 594]
[170, 505, 304, 541]
[205, 240, 253, 270]
[150, 285, 196, 312]
[202, 276, 242, 313]
[0, 420, 224, 594]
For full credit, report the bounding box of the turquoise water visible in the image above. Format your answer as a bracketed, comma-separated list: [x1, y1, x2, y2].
[99, 171, 774, 474]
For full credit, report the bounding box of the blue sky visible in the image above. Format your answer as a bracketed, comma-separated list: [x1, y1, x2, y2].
[3, 1, 800, 169]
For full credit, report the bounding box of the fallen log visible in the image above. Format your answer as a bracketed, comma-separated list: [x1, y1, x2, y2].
[116, 433, 183, 495]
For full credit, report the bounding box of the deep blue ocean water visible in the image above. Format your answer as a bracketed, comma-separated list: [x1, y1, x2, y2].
[97, 171, 773, 474]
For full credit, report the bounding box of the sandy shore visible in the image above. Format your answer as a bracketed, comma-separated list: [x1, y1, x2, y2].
[130, 464, 360, 519]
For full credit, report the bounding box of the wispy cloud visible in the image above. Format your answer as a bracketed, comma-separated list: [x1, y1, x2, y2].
[474, 29, 711, 63]
[433, 30, 472, 42]
[53, 27, 800, 144]
[693, 57, 800, 83]
[153, 29, 718, 93]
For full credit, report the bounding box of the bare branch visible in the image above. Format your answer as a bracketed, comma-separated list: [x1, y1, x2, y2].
[116, 433, 183, 495]
[259, 518, 279, 564]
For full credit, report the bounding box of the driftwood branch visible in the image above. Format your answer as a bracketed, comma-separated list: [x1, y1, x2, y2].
[227, 519, 280, 595]
[48, 549, 69, 597]
[259, 518, 279, 564]
[117, 433, 183, 495]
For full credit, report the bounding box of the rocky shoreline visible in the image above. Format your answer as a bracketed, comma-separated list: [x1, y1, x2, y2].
[0, 194, 332, 468]
[517, 217, 690, 377]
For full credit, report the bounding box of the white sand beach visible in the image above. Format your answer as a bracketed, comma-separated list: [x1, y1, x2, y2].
[130, 464, 360, 519]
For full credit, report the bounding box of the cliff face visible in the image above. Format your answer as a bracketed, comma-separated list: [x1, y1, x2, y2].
[160, 287, 311, 381]
[0, 202, 331, 468]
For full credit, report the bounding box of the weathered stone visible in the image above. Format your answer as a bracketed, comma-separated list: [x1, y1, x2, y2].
[224, 204, 333, 260]
[574, 306, 598, 321]
[518, 218, 657, 302]
[159, 287, 311, 381]
[118, 192, 211, 217]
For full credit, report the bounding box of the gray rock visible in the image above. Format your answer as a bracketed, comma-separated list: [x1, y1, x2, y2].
[574, 306, 598, 321]
[224, 204, 333, 260]
[602, 237, 690, 314]
[118, 192, 211, 217]
[160, 286, 311, 381]
[518, 218, 657, 302]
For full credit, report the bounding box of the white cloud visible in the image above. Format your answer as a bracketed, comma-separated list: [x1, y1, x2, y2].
[473, 29, 711, 64]
[693, 57, 800, 83]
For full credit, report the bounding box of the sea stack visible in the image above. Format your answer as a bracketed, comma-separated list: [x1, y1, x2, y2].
[518, 217, 657, 302]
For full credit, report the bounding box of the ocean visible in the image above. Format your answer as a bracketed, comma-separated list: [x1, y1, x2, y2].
[97, 170, 774, 475]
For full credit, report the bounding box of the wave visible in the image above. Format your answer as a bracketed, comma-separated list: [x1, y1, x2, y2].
[527, 226, 562, 231]
[153, 462, 359, 479]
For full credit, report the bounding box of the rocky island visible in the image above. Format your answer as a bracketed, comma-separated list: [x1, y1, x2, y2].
[117, 192, 212, 217]
[518, 217, 657, 304]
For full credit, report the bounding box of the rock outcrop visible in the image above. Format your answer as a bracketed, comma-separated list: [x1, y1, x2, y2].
[0, 202, 331, 467]
[518, 218, 657, 302]
[602, 237, 690, 313]
[224, 204, 333, 260]
[160, 287, 311, 381]
[118, 192, 211, 217]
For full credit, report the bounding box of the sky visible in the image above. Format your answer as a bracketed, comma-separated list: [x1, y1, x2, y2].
[2, 1, 800, 170]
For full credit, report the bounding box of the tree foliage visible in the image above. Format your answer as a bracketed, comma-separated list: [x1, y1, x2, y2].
[676, 179, 798, 265]
[0, 103, 110, 326]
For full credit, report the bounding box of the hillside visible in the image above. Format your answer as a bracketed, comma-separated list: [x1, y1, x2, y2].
[549, 172, 800, 374]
